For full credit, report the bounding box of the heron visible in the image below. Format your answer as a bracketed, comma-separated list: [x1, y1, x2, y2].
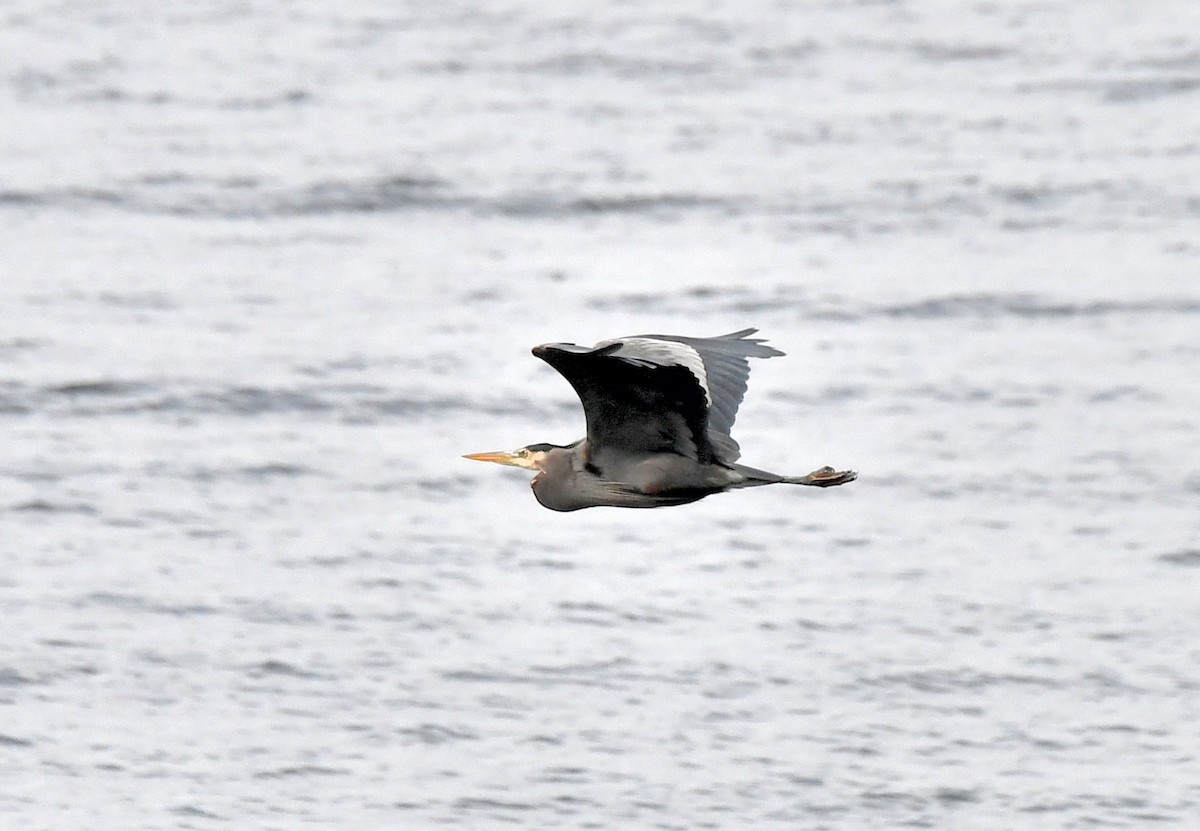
[464, 329, 856, 511]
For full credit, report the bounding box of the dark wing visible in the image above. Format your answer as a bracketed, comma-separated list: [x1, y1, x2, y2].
[533, 340, 710, 461]
[644, 328, 783, 462]
[533, 329, 782, 464]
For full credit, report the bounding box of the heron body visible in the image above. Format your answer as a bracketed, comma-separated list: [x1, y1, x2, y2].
[465, 329, 856, 511]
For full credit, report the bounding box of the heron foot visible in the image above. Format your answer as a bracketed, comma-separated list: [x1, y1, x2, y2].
[791, 466, 857, 487]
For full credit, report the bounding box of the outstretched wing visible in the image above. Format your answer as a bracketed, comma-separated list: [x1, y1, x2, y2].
[645, 329, 783, 461]
[532, 329, 783, 464]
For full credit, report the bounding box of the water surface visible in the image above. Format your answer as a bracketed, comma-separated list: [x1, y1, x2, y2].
[2, 1, 1199, 828]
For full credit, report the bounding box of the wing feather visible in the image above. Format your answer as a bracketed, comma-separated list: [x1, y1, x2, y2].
[533, 329, 782, 465]
[636, 329, 783, 461]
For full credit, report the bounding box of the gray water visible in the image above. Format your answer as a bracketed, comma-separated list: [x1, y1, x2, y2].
[3, 1, 1200, 828]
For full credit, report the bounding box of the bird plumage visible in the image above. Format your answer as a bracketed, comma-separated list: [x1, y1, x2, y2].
[533, 328, 778, 466]
[465, 329, 856, 511]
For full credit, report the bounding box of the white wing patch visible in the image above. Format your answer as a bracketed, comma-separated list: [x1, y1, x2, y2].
[602, 337, 711, 405]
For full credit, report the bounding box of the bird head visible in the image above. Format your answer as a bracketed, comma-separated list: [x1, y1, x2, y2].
[462, 443, 555, 471]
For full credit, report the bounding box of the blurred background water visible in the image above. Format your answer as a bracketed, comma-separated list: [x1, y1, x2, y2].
[2, 1, 1199, 828]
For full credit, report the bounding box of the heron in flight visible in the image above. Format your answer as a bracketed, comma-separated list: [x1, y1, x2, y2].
[464, 329, 856, 511]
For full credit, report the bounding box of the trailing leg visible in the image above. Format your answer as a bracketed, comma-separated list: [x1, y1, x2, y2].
[783, 466, 857, 487]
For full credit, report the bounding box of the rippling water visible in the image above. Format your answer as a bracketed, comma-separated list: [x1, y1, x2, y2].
[3, 1, 1199, 828]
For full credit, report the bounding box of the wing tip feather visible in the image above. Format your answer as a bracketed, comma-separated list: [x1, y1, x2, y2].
[710, 329, 785, 358]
